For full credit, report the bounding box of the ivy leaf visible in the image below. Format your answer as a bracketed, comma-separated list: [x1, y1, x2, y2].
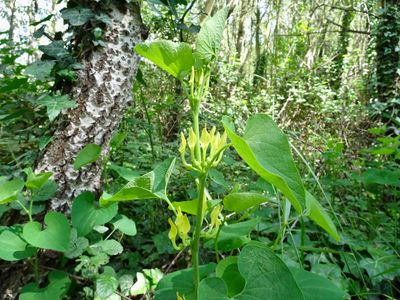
[73, 144, 102, 170]
[39, 41, 70, 59]
[39, 94, 77, 121]
[25, 60, 55, 81]
[61, 7, 94, 26]
[222, 114, 305, 212]
[135, 40, 194, 79]
[195, 8, 228, 65]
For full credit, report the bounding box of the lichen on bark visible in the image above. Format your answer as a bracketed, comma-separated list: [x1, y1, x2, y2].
[37, 2, 147, 211]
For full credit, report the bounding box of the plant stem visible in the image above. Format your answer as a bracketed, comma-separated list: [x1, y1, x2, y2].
[192, 107, 201, 161]
[192, 172, 207, 300]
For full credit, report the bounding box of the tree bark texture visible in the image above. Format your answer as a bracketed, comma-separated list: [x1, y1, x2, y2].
[37, 4, 146, 210]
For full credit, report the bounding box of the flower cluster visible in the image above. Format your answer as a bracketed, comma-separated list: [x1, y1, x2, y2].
[179, 127, 228, 172]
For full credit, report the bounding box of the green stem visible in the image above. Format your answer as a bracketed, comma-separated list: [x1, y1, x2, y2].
[192, 107, 201, 161]
[192, 172, 207, 300]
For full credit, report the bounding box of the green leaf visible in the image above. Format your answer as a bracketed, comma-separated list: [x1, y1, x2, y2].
[96, 274, 119, 298]
[155, 264, 216, 300]
[222, 114, 305, 212]
[0, 225, 35, 261]
[112, 214, 137, 236]
[171, 199, 199, 215]
[73, 144, 102, 170]
[71, 192, 118, 236]
[24, 167, 52, 190]
[290, 268, 347, 300]
[216, 256, 245, 297]
[305, 191, 340, 241]
[135, 40, 194, 79]
[91, 239, 123, 256]
[236, 241, 304, 299]
[0, 178, 24, 204]
[195, 8, 228, 65]
[108, 164, 140, 181]
[22, 212, 71, 252]
[39, 41, 70, 59]
[199, 278, 229, 300]
[25, 60, 55, 81]
[20, 271, 71, 300]
[61, 7, 94, 26]
[130, 272, 148, 296]
[65, 228, 89, 259]
[223, 192, 269, 213]
[100, 157, 175, 206]
[214, 218, 260, 251]
[32, 180, 58, 202]
[39, 94, 77, 121]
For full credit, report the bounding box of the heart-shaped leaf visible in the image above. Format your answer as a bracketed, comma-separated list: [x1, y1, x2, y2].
[23, 212, 71, 252]
[19, 271, 71, 300]
[236, 242, 303, 299]
[199, 278, 229, 300]
[222, 114, 305, 212]
[0, 225, 35, 261]
[223, 192, 269, 213]
[0, 178, 24, 204]
[71, 192, 118, 236]
[100, 157, 175, 206]
[135, 41, 194, 79]
[215, 256, 245, 297]
[73, 143, 102, 170]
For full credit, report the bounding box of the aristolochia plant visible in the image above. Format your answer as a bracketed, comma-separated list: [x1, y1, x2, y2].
[98, 7, 345, 300]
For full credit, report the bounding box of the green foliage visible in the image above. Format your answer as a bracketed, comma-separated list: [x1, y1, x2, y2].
[222, 114, 306, 213]
[71, 192, 118, 236]
[135, 41, 194, 79]
[22, 212, 71, 252]
[195, 8, 229, 65]
[73, 144, 102, 170]
[19, 271, 71, 300]
[223, 192, 269, 213]
[99, 157, 175, 206]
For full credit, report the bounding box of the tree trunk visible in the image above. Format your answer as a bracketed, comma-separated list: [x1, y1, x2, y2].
[37, 3, 146, 211]
[375, 0, 400, 118]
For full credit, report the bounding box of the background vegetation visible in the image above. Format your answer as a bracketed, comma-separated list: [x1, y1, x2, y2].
[0, 0, 399, 299]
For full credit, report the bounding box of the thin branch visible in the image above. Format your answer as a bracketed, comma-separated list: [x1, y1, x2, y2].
[326, 18, 370, 35]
